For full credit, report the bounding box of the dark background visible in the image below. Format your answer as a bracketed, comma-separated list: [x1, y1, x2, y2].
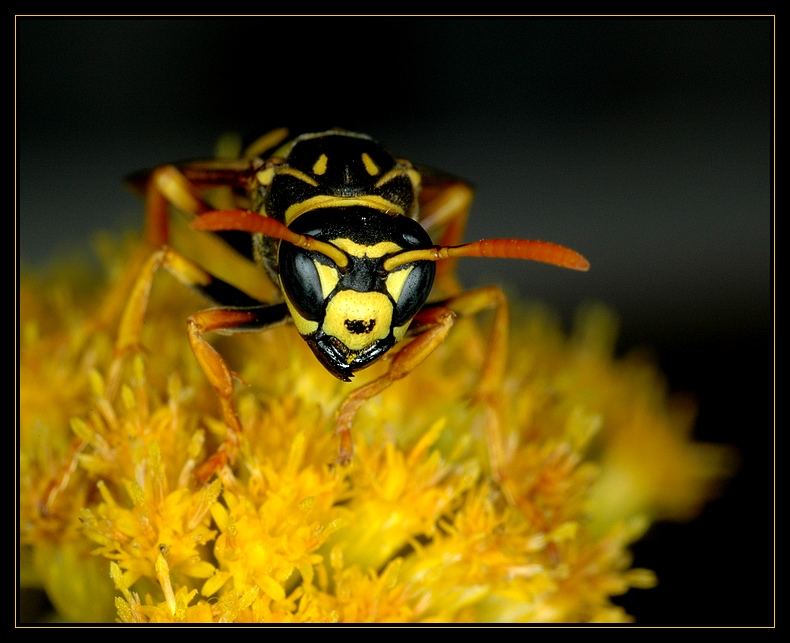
[17, 17, 772, 625]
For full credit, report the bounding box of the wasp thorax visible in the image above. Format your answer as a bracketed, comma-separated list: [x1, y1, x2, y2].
[322, 290, 392, 350]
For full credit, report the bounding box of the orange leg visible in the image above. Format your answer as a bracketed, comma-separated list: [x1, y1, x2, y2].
[334, 306, 456, 464]
[241, 127, 290, 160]
[437, 286, 510, 492]
[107, 247, 202, 398]
[334, 285, 509, 471]
[143, 127, 290, 245]
[418, 180, 474, 295]
[144, 165, 214, 246]
[187, 305, 289, 481]
[109, 244, 287, 479]
[114, 248, 209, 355]
[439, 286, 509, 398]
[36, 437, 85, 520]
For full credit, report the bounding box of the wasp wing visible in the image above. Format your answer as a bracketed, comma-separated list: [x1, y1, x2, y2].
[413, 163, 475, 247]
[124, 158, 254, 195]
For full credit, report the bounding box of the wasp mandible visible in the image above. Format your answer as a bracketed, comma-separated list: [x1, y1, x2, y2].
[115, 128, 589, 480]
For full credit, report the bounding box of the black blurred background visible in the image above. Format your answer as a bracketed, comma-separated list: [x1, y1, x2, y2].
[17, 17, 772, 625]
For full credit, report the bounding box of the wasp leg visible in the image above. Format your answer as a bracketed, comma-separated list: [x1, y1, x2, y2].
[109, 246, 284, 476]
[141, 128, 289, 246]
[418, 179, 474, 294]
[143, 163, 262, 262]
[114, 246, 262, 358]
[241, 127, 290, 159]
[433, 285, 509, 396]
[144, 165, 214, 246]
[428, 286, 510, 493]
[36, 437, 85, 521]
[334, 306, 457, 465]
[186, 305, 289, 482]
[333, 285, 509, 466]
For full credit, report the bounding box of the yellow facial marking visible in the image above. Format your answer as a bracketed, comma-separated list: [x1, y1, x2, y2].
[255, 167, 275, 186]
[284, 195, 404, 224]
[330, 238, 402, 259]
[276, 166, 319, 187]
[361, 152, 380, 176]
[281, 291, 319, 336]
[323, 290, 393, 351]
[314, 261, 340, 298]
[312, 154, 328, 176]
[385, 266, 414, 302]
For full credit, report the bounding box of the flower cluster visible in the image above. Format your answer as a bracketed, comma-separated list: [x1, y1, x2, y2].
[20, 237, 730, 623]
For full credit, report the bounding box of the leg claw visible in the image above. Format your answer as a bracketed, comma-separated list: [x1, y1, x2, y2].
[194, 450, 228, 483]
[335, 447, 353, 467]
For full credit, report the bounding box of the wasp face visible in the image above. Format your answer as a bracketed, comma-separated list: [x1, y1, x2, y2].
[278, 207, 435, 381]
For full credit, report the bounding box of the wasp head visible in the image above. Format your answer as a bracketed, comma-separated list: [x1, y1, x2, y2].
[278, 207, 435, 381]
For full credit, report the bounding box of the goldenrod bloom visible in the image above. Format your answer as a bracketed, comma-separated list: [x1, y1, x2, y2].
[20, 237, 730, 623]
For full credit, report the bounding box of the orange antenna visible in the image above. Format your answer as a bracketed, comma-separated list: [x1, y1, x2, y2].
[382, 238, 590, 272]
[192, 210, 349, 268]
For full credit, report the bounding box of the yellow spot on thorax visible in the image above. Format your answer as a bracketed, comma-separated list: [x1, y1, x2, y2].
[361, 152, 380, 176]
[312, 154, 328, 176]
[330, 238, 402, 258]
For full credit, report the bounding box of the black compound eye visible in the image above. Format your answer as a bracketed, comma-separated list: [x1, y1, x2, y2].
[279, 245, 325, 321]
[392, 262, 435, 326]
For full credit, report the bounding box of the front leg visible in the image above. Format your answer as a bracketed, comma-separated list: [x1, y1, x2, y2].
[334, 306, 457, 464]
[334, 286, 509, 483]
[109, 243, 289, 480]
[187, 305, 290, 481]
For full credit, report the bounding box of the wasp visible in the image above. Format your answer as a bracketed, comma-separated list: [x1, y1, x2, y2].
[115, 128, 589, 480]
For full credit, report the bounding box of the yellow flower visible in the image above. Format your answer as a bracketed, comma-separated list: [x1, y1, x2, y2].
[19, 237, 731, 623]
